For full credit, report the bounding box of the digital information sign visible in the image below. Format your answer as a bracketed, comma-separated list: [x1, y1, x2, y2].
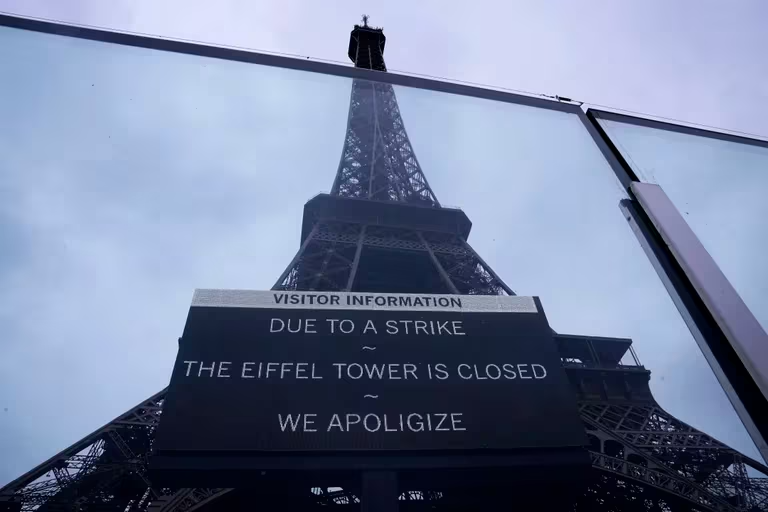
[152, 289, 586, 475]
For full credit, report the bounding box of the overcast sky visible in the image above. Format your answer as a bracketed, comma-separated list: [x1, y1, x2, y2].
[1, 0, 767, 487]
[2, 0, 768, 138]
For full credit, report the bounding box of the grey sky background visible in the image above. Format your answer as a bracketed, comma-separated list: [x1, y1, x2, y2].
[1, 0, 767, 486]
[2, 0, 768, 137]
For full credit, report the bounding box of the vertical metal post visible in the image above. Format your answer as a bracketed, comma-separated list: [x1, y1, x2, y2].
[345, 225, 367, 291]
[585, 339, 601, 368]
[587, 339, 602, 367]
[583, 106, 768, 460]
[418, 232, 460, 294]
[361, 471, 398, 512]
[629, 183, 768, 460]
[271, 224, 320, 291]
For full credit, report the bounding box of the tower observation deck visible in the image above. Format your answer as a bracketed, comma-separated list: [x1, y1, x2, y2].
[2, 17, 768, 512]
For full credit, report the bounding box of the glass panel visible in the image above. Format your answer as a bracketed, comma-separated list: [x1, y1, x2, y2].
[597, 118, 768, 347]
[396, 89, 760, 461]
[0, 25, 352, 482]
[0, 24, 762, 503]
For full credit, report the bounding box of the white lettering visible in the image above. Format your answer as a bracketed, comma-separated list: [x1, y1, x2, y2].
[457, 364, 472, 379]
[217, 361, 231, 378]
[280, 362, 294, 379]
[346, 414, 361, 430]
[198, 361, 215, 377]
[304, 413, 317, 432]
[451, 413, 466, 431]
[241, 362, 255, 378]
[364, 413, 381, 432]
[404, 363, 418, 379]
[327, 414, 343, 432]
[399, 320, 414, 334]
[278, 414, 301, 432]
[437, 321, 451, 335]
[339, 319, 355, 334]
[485, 364, 501, 380]
[503, 363, 517, 379]
[347, 363, 364, 379]
[533, 364, 547, 379]
[287, 318, 301, 333]
[183, 360, 197, 377]
[270, 318, 285, 332]
[518, 364, 532, 379]
[384, 414, 398, 432]
[365, 363, 385, 379]
[407, 413, 424, 432]
[385, 320, 398, 334]
[320, 413, 465, 432]
[362, 320, 378, 334]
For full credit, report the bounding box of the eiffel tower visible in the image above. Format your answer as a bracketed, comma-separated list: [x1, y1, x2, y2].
[3, 18, 768, 512]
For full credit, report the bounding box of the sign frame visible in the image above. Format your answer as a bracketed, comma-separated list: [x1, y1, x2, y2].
[151, 290, 588, 483]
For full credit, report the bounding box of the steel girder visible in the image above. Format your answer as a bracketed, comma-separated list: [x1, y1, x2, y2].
[331, 79, 438, 206]
[149, 488, 233, 512]
[588, 451, 736, 512]
[581, 401, 768, 510]
[5, 387, 768, 511]
[0, 392, 165, 511]
[273, 221, 512, 295]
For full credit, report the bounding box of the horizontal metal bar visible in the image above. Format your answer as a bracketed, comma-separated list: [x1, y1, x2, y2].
[590, 108, 768, 151]
[0, 13, 582, 115]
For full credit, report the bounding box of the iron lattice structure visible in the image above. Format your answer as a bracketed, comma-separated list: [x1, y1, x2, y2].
[3, 19, 768, 512]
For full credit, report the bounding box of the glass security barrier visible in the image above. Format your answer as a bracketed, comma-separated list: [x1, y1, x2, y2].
[595, 113, 768, 337]
[394, 88, 761, 461]
[1, 20, 765, 511]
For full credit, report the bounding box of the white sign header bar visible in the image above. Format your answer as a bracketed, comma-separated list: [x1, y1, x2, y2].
[192, 289, 537, 314]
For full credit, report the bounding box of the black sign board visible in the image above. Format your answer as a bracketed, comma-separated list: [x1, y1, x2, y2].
[152, 290, 586, 475]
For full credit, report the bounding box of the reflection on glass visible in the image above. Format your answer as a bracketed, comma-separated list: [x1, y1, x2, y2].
[598, 118, 768, 343]
[0, 23, 764, 508]
[396, 87, 761, 462]
[0, 25, 352, 483]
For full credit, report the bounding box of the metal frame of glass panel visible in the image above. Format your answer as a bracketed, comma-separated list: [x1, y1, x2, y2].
[0, 12, 583, 115]
[2, 8, 768, 506]
[592, 109, 768, 150]
[583, 108, 768, 460]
